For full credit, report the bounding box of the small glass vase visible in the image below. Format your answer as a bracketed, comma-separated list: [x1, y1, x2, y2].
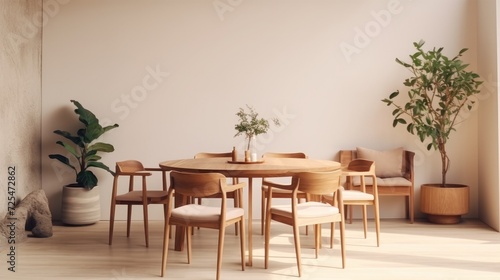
[245, 136, 257, 162]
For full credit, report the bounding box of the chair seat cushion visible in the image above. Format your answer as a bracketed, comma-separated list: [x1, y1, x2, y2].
[352, 176, 412, 187]
[271, 201, 339, 219]
[145, 190, 169, 198]
[171, 204, 244, 222]
[342, 190, 374, 201]
[116, 190, 169, 202]
[116, 191, 142, 202]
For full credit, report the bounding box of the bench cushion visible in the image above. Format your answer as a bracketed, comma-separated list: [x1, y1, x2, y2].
[352, 176, 412, 187]
[356, 147, 404, 178]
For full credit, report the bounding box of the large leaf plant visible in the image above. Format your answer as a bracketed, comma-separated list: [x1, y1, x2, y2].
[49, 100, 119, 189]
[382, 40, 482, 186]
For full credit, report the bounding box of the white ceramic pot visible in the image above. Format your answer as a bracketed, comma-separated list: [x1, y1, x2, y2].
[61, 185, 100, 225]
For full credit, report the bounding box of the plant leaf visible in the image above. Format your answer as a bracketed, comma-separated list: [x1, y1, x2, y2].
[53, 130, 82, 146]
[48, 154, 77, 172]
[76, 170, 98, 190]
[87, 142, 115, 153]
[389, 91, 399, 99]
[87, 161, 115, 176]
[55, 141, 80, 159]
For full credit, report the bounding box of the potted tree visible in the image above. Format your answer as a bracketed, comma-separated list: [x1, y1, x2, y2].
[49, 100, 119, 225]
[234, 105, 280, 162]
[382, 40, 482, 224]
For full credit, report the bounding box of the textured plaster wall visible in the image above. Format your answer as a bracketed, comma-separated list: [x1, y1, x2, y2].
[0, 0, 42, 219]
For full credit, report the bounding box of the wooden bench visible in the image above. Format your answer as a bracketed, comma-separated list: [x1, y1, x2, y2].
[339, 149, 415, 223]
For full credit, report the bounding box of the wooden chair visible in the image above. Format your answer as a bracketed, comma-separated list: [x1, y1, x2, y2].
[339, 149, 415, 223]
[260, 152, 308, 235]
[108, 160, 169, 247]
[324, 159, 380, 246]
[194, 152, 241, 235]
[161, 171, 246, 280]
[264, 170, 346, 277]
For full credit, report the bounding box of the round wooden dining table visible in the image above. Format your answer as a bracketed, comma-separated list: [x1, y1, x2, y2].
[159, 157, 341, 266]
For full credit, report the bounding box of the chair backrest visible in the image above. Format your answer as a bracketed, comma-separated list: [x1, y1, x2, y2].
[116, 160, 145, 173]
[194, 152, 239, 185]
[194, 152, 231, 159]
[339, 150, 414, 181]
[293, 170, 342, 196]
[339, 150, 356, 169]
[263, 152, 307, 159]
[347, 159, 375, 173]
[170, 171, 226, 198]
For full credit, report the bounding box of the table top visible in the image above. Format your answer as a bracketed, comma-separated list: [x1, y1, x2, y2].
[159, 157, 341, 178]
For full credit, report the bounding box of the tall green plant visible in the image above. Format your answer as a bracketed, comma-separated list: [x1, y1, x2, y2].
[49, 100, 119, 189]
[382, 40, 482, 186]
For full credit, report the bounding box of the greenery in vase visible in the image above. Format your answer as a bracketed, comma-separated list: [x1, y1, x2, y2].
[234, 105, 280, 150]
[382, 40, 482, 186]
[49, 100, 119, 190]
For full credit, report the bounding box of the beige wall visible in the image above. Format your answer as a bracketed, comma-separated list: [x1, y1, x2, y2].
[478, 0, 500, 231]
[38, 0, 492, 223]
[0, 0, 42, 219]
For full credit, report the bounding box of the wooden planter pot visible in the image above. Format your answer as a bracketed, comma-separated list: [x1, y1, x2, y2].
[420, 184, 469, 224]
[61, 185, 100, 225]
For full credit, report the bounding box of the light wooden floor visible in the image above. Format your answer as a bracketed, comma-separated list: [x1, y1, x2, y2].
[1, 219, 499, 280]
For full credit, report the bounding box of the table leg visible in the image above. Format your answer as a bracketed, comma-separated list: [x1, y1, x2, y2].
[247, 177, 253, 266]
[174, 192, 185, 251]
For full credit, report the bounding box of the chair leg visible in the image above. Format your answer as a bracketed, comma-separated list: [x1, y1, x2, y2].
[339, 219, 346, 269]
[108, 204, 116, 245]
[216, 224, 226, 280]
[186, 226, 192, 264]
[348, 205, 353, 224]
[163, 204, 172, 239]
[330, 222, 335, 249]
[374, 201, 381, 247]
[264, 210, 272, 269]
[143, 203, 149, 247]
[314, 224, 320, 258]
[239, 218, 246, 271]
[292, 223, 302, 277]
[126, 205, 132, 237]
[303, 198, 309, 236]
[409, 195, 414, 224]
[362, 205, 368, 239]
[161, 219, 171, 277]
[197, 198, 201, 231]
[318, 224, 322, 248]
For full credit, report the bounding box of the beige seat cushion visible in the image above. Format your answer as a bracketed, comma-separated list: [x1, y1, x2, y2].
[271, 201, 339, 219]
[171, 204, 244, 222]
[342, 190, 374, 201]
[352, 176, 412, 187]
[356, 147, 404, 178]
